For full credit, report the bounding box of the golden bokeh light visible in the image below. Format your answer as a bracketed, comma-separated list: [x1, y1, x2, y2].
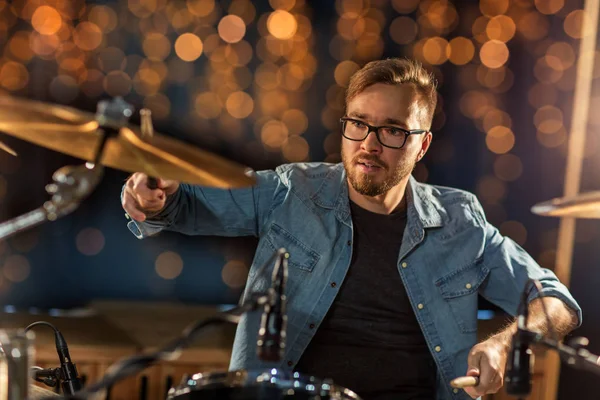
[229, 1, 257, 25]
[73, 22, 103, 51]
[270, 0, 296, 11]
[389, 16, 418, 45]
[486, 15, 516, 43]
[493, 154, 523, 181]
[534, 57, 563, 84]
[534, 0, 564, 15]
[282, 135, 310, 161]
[88, 5, 118, 33]
[155, 251, 184, 280]
[476, 65, 508, 89]
[334, 60, 360, 87]
[422, 36, 449, 65]
[226, 91, 254, 118]
[255, 62, 281, 90]
[128, 0, 159, 18]
[259, 90, 289, 116]
[460, 90, 497, 119]
[282, 109, 308, 135]
[75, 228, 105, 256]
[545, 42, 575, 71]
[143, 33, 171, 61]
[337, 16, 365, 40]
[0, 61, 29, 91]
[486, 126, 515, 154]
[472, 16, 490, 44]
[8, 31, 34, 62]
[564, 10, 588, 39]
[476, 175, 507, 203]
[222, 260, 248, 288]
[517, 12, 549, 41]
[500, 220, 527, 246]
[104, 71, 132, 96]
[447, 37, 475, 65]
[175, 33, 203, 62]
[261, 120, 289, 149]
[195, 92, 223, 119]
[31, 6, 62, 35]
[267, 10, 297, 40]
[391, 0, 419, 14]
[133, 68, 161, 95]
[534, 105, 563, 134]
[29, 33, 61, 57]
[537, 126, 566, 148]
[218, 15, 246, 43]
[279, 63, 305, 90]
[337, 0, 369, 18]
[480, 0, 509, 17]
[187, 0, 215, 17]
[3, 255, 30, 283]
[480, 40, 509, 69]
[483, 108, 512, 132]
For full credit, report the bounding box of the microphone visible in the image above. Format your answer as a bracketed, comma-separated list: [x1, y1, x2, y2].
[55, 329, 82, 395]
[505, 281, 534, 397]
[26, 321, 82, 395]
[257, 248, 288, 362]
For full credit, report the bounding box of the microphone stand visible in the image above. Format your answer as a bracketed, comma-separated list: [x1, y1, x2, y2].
[517, 328, 600, 377]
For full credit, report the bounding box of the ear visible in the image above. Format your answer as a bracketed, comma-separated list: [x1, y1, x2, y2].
[416, 131, 433, 162]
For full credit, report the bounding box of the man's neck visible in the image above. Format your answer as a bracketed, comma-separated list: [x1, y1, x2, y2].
[347, 176, 410, 215]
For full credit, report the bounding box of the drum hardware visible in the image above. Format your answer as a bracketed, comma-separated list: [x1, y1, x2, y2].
[0, 96, 256, 188]
[451, 279, 600, 398]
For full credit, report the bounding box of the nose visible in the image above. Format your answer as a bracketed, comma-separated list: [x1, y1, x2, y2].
[360, 129, 382, 154]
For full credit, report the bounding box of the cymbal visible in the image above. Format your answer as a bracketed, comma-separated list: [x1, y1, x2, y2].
[0, 96, 256, 188]
[531, 192, 600, 218]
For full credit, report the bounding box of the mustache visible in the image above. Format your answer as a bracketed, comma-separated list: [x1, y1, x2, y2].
[353, 154, 388, 169]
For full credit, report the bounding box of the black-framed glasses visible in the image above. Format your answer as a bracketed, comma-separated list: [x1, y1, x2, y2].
[340, 117, 428, 149]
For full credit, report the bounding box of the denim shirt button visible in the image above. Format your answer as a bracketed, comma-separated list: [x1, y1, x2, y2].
[401, 262, 408, 268]
[347, 240, 352, 246]
[287, 361, 293, 367]
[417, 303, 424, 310]
[330, 282, 337, 288]
[309, 323, 315, 329]
[453, 389, 459, 394]
[435, 346, 442, 352]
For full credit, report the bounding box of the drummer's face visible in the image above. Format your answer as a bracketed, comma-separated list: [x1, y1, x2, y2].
[341, 83, 431, 197]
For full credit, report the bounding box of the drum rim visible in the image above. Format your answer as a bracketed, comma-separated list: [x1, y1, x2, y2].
[167, 368, 361, 399]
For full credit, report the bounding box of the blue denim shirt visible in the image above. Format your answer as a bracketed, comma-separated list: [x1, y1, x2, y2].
[126, 162, 581, 400]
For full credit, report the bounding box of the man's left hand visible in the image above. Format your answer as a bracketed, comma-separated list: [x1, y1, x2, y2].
[463, 337, 508, 399]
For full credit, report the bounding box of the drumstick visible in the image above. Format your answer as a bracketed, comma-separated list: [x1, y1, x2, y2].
[450, 376, 480, 388]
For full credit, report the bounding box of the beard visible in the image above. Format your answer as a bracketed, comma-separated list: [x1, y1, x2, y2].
[342, 147, 416, 197]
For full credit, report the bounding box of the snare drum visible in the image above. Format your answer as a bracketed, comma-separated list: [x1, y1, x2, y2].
[167, 369, 362, 400]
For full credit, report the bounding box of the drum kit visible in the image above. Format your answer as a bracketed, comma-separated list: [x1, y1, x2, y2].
[0, 94, 598, 399]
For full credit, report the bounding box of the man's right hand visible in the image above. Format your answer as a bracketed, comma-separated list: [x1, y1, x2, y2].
[122, 173, 180, 222]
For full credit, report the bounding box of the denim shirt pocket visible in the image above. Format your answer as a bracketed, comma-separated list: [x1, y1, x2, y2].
[265, 223, 320, 272]
[434, 258, 490, 333]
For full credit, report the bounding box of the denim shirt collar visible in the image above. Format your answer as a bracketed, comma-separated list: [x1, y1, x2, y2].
[311, 163, 443, 229]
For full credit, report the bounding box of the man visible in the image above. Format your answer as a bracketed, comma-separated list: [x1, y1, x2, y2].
[121, 58, 581, 400]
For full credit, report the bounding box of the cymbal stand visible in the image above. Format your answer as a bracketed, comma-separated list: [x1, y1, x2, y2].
[0, 97, 135, 241]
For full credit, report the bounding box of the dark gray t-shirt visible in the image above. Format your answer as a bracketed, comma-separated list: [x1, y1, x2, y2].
[295, 200, 436, 400]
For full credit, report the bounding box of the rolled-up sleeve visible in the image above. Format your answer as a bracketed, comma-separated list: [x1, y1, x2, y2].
[123, 170, 284, 239]
[471, 198, 582, 326]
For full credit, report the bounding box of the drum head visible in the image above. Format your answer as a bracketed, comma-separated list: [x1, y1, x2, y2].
[167, 369, 361, 400]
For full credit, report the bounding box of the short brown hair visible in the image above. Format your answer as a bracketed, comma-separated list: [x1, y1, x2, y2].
[345, 58, 438, 130]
